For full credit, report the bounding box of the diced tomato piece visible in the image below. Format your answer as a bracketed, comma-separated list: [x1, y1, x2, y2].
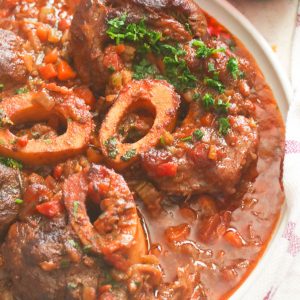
[36, 201, 61, 218]
[155, 162, 178, 177]
[74, 86, 95, 107]
[17, 135, 28, 148]
[200, 113, 214, 126]
[115, 44, 125, 54]
[44, 48, 58, 64]
[58, 18, 71, 31]
[57, 60, 77, 81]
[98, 285, 112, 295]
[36, 24, 49, 42]
[189, 143, 211, 167]
[38, 63, 57, 80]
[53, 165, 63, 180]
[103, 46, 124, 72]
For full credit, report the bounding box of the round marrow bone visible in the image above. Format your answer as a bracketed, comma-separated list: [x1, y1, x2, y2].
[63, 164, 147, 270]
[99, 79, 180, 170]
[0, 91, 93, 165]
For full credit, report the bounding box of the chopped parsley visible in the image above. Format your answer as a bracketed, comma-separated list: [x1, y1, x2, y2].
[181, 136, 193, 143]
[215, 99, 231, 114]
[107, 15, 196, 91]
[108, 66, 115, 73]
[67, 282, 78, 289]
[160, 136, 166, 146]
[204, 77, 225, 94]
[192, 93, 201, 101]
[121, 149, 136, 161]
[107, 15, 161, 47]
[208, 62, 215, 72]
[192, 39, 225, 59]
[106, 14, 127, 44]
[227, 57, 243, 80]
[67, 239, 80, 249]
[104, 137, 119, 159]
[15, 87, 29, 95]
[83, 244, 92, 253]
[0, 157, 23, 169]
[73, 201, 80, 217]
[202, 93, 215, 109]
[133, 59, 162, 80]
[15, 198, 23, 205]
[193, 129, 204, 141]
[218, 117, 231, 135]
[185, 22, 192, 35]
[60, 259, 70, 269]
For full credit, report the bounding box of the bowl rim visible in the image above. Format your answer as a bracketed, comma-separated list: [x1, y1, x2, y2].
[198, 0, 292, 120]
[195, 0, 292, 298]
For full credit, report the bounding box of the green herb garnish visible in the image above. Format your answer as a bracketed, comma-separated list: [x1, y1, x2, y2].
[192, 40, 225, 58]
[107, 15, 196, 91]
[193, 129, 204, 141]
[121, 149, 136, 161]
[15, 87, 29, 95]
[60, 259, 70, 269]
[160, 136, 166, 146]
[67, 282, 77, 289]
[83, 244, 92, 253]
[208, 62, 215, 72]
[108, 66, 115, 73]
[73, 201, 79, 217]
[107, 15, 161, 47]
[227, 57, 242, 80]
[181, 136, 193, 143]
[204, 77, 225, 93]
[0, 157, 23, 169]
[67, 239, 80, 249]
[133, 59, 162, 80]
[218, 117, 231, 135]
[104, 137, 119, 159]
[15, 198, 23, 205]
[192, 93, 201, 101]
[202, 93, 215, 109]
[215, 99, 231, 114]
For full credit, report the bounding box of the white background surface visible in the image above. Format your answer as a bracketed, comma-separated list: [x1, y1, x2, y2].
[228, 0, 299, 76]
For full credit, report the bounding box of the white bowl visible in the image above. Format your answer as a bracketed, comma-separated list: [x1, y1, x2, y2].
[196, 0, 292, 298]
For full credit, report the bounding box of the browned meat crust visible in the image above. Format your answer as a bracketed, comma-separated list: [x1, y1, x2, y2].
[2, 216, 105, 300]
[0, 29, 28, 86]
[0, 164, 22, 239]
